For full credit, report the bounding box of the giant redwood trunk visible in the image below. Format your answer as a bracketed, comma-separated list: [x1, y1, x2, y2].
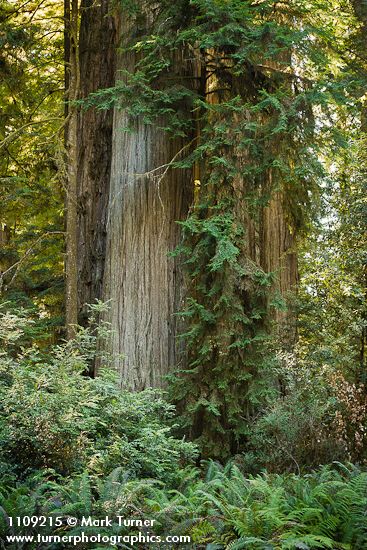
[260, 54, 299, 345]
[101, 8, 193, 389]
[77, 0, 116, 320]
[260, 192, 298, 344]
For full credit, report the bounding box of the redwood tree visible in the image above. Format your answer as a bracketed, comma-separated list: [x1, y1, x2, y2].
[77, 0, 117, 322]
[76, 0, 323, 455]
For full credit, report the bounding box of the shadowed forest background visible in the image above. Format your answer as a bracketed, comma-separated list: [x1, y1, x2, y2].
[0, 0, 367, 548]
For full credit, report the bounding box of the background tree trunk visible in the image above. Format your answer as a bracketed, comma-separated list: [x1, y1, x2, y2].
[349, 0, 367, 379]
[77, 0, 116, 322]
[65, 0, 79, 339]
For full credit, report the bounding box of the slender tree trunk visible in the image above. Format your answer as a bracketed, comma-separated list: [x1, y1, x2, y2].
[77, 0, 116, 322]
[349, 0, 367, 380]
[64, 0, 70, 123]
[65, 0, 79, 339]
[0, 224, 11, 281]
[351, 0, 367, 33]
[101, 8, 193, 388]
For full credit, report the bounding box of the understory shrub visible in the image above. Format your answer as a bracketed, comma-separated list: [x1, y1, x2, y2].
[1, 309, 367, 549]
[243, 355, 367, 472]
[0, 306, 197, 481]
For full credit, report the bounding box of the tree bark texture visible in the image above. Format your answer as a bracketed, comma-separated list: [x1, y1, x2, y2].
[77, 0, 117, 321]
[101, 8, 193, 389]
[65, 0, 79, 339]
[259, 53, 299, 344]
[260, 190, 298, 343]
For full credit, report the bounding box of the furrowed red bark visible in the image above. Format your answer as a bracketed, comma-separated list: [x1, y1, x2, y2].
[77, 0, 117, 322]
[101, 7, 193, 388]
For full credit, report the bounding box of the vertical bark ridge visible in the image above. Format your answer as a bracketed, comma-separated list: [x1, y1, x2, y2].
[260, 190, 298, 343]
[65, 0, 79, 339]
[77, 0, 116, 321]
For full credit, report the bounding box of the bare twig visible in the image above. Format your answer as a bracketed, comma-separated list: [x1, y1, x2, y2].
[0, 118, 63, 152]
[0, 231, 64, 293]
[107, 136, 198, 228]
